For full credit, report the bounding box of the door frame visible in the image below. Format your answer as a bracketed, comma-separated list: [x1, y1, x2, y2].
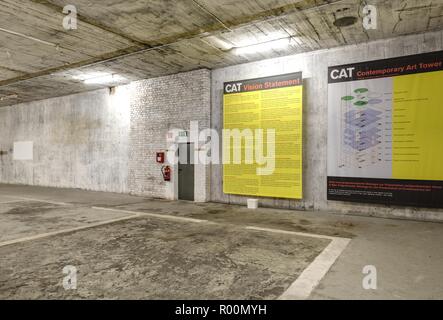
[178, 142, 195, 201]
[165, 126, 209, 203]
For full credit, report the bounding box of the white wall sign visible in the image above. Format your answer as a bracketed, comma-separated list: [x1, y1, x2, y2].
[13, 141, 33, 161]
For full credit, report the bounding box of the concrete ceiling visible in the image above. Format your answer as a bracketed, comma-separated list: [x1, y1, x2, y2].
[0, 0, 442, 107]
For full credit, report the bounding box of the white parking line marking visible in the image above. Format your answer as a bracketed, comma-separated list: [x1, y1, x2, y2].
[245, 226, 351, 300]
[5, 196, 72, 206]
[279, 238, 351, 300]
[0, 213, 142, 248]
[0, 205, 209, 248]
[245, 226, 342, 241]
[0, 200, 26, 204]
[0, 199, 350, 300]
[92, 206, 210, 224]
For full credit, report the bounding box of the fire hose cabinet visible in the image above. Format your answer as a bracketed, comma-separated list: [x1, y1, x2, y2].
[156, 152, 165, 164]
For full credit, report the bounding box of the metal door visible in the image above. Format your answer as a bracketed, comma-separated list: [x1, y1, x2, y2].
[178, 143, 194, 201]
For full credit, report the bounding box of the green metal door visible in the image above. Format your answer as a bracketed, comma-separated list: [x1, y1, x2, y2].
[178, 143, 194, 201]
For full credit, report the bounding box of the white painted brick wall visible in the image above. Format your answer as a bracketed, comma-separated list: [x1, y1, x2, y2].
[0, 69, 212, 201]
[128, 69, 211, 199]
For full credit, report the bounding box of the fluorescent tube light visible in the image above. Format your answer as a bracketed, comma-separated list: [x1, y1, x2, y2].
[73, 72, 127, 85]
[83, 74, 126, 85]
[233, 38, 291, 55]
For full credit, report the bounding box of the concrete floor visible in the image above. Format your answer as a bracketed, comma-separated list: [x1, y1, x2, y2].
[0, 184, 442, 300]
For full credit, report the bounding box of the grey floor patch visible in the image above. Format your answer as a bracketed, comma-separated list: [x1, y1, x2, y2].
[0, 216, 330, 300]
[0, 195, 23, 203]
[0, 201, 134, 242]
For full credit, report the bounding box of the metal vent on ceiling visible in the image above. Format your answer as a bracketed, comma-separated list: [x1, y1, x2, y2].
[333, 8, 358, 27]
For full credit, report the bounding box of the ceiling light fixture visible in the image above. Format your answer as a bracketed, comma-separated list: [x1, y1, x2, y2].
[84, 74, 126, 85]
[232, 38, 291, 55]
[73, 73, 127, 85]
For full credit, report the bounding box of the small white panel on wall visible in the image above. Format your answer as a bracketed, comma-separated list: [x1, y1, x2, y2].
[13, 141, 34, 161]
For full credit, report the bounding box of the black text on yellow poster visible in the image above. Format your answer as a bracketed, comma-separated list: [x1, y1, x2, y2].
[223, 73, 303, 199]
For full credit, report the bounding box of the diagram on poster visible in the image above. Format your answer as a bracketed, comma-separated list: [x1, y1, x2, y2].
[329, 78, 392, 178]
[328, 51, 443, 208]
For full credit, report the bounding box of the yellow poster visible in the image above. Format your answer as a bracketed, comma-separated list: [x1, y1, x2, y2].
[392, 71, 443, 180]
[223, 73, 303, 199]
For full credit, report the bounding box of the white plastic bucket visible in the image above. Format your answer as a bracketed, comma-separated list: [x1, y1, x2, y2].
[247, 199, 259, 210]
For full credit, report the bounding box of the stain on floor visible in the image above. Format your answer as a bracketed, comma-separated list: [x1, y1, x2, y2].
[2, 185, 442, 300]
[2, 201, 61, 215]
[112, 201, 356, 238]
[0, 202, 133, 242]
[0, 216, 330, 300]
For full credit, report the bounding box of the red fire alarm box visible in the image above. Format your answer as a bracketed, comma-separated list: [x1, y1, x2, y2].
[156, 152, 165, 164]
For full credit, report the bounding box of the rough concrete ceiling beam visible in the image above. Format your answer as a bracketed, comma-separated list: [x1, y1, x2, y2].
[191, 0, 233, 32]
[0, 65, 28, 75]
[0, 0, 345, 88]
[29, 0, 148, 47]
